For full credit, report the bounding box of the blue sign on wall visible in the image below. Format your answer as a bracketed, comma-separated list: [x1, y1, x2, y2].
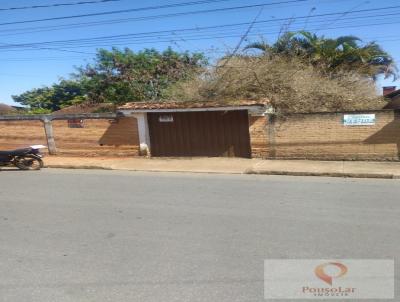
[343, 114, 376, 126]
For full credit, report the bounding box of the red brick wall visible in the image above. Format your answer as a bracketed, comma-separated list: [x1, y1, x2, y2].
[249, 116, 269, 158]
[250, 110, 400, 160]
[0, 117, 140, 157]
[2, 111, 399, 160]
[0, 120, 47, 150]
[52, 117, 140, 156]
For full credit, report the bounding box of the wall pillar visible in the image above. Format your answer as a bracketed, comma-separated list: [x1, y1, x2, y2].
[132, 113, 151, 156]
[267, 114, 276, 159]
[43, 119, 57, 155]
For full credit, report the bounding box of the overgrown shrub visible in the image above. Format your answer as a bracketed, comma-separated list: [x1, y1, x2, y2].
[168, 56, 385, 113]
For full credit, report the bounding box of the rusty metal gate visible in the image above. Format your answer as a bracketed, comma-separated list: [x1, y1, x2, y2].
[148, 110, 251, 158]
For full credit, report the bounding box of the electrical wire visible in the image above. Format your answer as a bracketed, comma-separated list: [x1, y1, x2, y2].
[0, 2, 396, 38]
[0, 0, 124, 12]
[2, 7, 400, 50]
[0, 0, 307, 27]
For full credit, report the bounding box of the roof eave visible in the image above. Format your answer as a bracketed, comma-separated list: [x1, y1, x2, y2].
[118, 105, 269, 115]
[385, 90, 400, 99]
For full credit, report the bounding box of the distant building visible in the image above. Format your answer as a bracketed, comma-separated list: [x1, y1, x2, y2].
[0, 103, 17, 115]
[383, 86, 400, 109]
[11, 105, 26, 111]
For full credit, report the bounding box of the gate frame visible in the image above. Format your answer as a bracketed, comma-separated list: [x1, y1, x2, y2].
[120, 105, 267, 157]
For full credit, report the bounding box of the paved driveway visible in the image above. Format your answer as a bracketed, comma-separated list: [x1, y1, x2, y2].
[0, 169, 399, 301]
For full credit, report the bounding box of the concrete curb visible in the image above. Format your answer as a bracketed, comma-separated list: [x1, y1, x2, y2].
[44, 165, 244, 174]
[45, 164, 113, 170]
[44, 164, 400, 179]
[245, 169, 398, 179]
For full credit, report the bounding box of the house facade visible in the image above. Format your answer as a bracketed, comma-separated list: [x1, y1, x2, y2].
[1, 100, 400, 161]
[118, 100, 270, 158]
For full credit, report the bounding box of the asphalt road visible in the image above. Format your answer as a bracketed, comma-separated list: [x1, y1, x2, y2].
[0, 169, 399, 302]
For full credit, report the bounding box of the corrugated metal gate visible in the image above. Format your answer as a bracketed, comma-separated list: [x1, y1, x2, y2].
[148, 110, 251, 158]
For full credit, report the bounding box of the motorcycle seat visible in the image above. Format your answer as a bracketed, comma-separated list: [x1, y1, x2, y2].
[0, 148, 32, 156]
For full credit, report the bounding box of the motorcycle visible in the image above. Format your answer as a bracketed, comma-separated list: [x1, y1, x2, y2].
[0, 145, 46, 170]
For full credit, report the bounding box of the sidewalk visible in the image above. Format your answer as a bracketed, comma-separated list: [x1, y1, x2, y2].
[44, 156, 400, 179]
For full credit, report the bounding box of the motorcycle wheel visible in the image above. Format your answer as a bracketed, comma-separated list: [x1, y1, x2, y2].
[15, 155, 44, 170]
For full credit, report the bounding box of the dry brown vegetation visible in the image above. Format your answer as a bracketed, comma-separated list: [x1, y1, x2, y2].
[168, 56, 386, 113]
[0, 103, 17, 115]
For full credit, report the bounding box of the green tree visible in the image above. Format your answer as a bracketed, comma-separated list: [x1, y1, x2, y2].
[12, 79, 85, 111]
[245, 31, 398, 80]
[76, 47, 207, 104]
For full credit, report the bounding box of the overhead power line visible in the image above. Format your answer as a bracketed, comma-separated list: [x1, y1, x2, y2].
[2, 16, 400, 52]
[315, 0, 369, 32]
[0, 0, 307, 27]
[2, 5, 400, 48]
[0, 2, 396, 37]
[0, 0, 311, 36]
[2, 18, 400, 57]
[0, 0, 123, 12]
[1, 5, 400, 55]
[219, 5, 265, 69]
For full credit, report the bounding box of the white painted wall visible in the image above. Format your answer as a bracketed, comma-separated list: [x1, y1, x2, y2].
[131, 113, 151, 156]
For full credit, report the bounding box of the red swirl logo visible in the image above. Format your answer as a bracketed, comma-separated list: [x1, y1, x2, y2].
[315, 262, 348, 286]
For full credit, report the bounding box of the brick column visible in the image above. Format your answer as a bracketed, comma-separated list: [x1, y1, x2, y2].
[43, 119, 57, 155]
[267, 114, 276, 158]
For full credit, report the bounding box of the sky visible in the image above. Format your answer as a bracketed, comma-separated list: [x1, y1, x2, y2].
[1, 0, 399, 105]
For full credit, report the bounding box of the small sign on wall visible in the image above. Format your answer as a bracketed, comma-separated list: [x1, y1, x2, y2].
[343, 114, 375, 126]
[159, 115, 174, 122]
[68, 119, 84, 128]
